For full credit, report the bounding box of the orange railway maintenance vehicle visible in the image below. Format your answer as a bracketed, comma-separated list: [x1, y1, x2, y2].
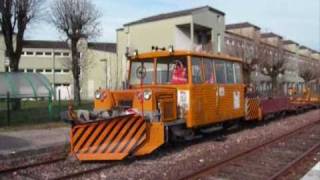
[62, 50, 320, 161]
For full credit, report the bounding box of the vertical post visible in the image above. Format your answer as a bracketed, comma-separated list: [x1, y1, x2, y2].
[6, 92, 10, 126]
[190, 23, 194, 51]
[53, 49, 56, 100]
[48, 92, 53, 120]
[58, 89, 61, 113]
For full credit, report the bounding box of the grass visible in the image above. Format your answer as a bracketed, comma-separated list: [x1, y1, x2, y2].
[0, 100, 93, 127]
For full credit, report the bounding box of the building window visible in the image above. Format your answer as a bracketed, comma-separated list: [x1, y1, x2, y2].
[63, 69, 70, 73]
[21, 51, 25, 55]
[54, 69, 62, 73]
[26, 51, 34, 56]
[63, 52, 70, 56]
[36, 52, 44, 56]
[36, 69, 43, 73]
[217, 33, 221, 52]
[217, 15, 221, 22]
[27, 69, 34, 73]
[45, 52, 52, 56]
[45, 69, 52, 73]
[54, 52, 62, 56]
[18, 69, 24, 73]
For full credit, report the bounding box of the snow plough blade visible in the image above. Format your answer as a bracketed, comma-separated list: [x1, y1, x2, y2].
[70, 114, 147, 161]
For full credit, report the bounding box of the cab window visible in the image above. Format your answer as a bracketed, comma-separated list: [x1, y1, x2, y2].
[203, 58, 215, 84]
[157, 57, 188, 84]
[192, 57, 203, 84]
[129, 59, 153, 85]
[215, 60, 227, 84]
[234, 63, 242, 83]
[226, 62, 235, 83]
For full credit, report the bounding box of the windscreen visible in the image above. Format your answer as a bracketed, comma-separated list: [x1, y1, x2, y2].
[129, 59, 154, 85]
[157, 56, 188, 84]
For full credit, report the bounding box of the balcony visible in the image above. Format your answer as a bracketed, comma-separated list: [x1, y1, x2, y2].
[175, 23, 213, 53]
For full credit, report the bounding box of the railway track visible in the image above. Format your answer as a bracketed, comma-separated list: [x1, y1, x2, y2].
[2, 116, 320, 179]
[0, 156, 67, 174]
[181, 119, 320, 180]
[0, 153, 130, 179]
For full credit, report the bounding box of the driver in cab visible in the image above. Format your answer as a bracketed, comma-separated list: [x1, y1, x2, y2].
[171, 61, 187, 84]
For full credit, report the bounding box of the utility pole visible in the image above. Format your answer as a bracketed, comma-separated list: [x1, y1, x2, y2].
[53, 49, 56, 100]
[100, 58, 108, 88]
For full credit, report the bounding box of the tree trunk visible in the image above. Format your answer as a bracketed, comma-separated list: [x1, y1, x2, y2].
[243, 70, 251, 85]
[271, 75, 278, 96]
[71, 39, 81, 106]
[10, 56, 22, 110]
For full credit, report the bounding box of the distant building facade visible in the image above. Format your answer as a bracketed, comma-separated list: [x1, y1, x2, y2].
[224, 22, 320, 94]
[0, 38, 117, 100]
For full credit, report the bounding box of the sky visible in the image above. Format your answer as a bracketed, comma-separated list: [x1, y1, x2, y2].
[25, 0, 320, 51]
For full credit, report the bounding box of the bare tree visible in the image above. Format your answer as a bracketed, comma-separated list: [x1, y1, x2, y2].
[0, 0, 42, 71]
[298, 61, 318, 84]
[258, 42, 288, 95]
[50, 0, 101, 105]
[0, 0, 43, 110]
[225, 38, 259, 84]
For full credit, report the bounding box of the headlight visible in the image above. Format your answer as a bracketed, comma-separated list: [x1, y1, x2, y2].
[143, 90, 152, 100]
[95, 90, 102, 99]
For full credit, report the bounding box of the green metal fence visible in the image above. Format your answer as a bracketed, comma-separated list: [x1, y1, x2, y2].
[0, 92, 93, 127]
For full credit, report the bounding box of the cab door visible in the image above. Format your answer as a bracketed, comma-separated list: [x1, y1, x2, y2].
[215, 61, 245, 121]
[188, 57, 218, 127]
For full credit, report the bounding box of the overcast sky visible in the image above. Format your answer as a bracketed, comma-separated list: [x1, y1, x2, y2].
[26, 0, 320, 51]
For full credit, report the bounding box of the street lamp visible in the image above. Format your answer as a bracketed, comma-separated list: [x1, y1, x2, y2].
[100, 58, 108, 88]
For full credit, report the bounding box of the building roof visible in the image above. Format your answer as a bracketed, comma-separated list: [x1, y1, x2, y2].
[282, 40, 299, 45]
[124, 6, 225, 26]
[299, 46, 309, 50]
[226, 22, 261, 30]
[23, 40, 69, 49]
[88, 42, 116, 53]
[23, 40, 116, 53]
[261, 32, 283, 39]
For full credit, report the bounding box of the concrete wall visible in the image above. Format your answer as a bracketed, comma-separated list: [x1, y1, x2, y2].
[192, 9, 225, 53]
[117, 15, 192, 88]
[81, 49, 118, 99]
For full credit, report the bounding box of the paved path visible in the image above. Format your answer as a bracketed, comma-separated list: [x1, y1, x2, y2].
[0, 127, 69, 156]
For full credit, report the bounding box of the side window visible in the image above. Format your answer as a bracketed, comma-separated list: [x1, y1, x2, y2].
[192, 57, 203, 84]
[234, 63, 242, 83]
[203, 58, 215, 84]
[226, 62, 235, 83]
[215, 60, 226, 84]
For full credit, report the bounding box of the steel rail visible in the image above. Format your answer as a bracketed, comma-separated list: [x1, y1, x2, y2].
[0, 156, 67, 174]
[180, 119, 320, 180]
[51, 160, 134, 180]
[268, 142, 320, 180]
[51, 163, 115, 180]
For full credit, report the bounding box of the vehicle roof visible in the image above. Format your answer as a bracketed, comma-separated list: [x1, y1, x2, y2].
[130, 50, 243, 63]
